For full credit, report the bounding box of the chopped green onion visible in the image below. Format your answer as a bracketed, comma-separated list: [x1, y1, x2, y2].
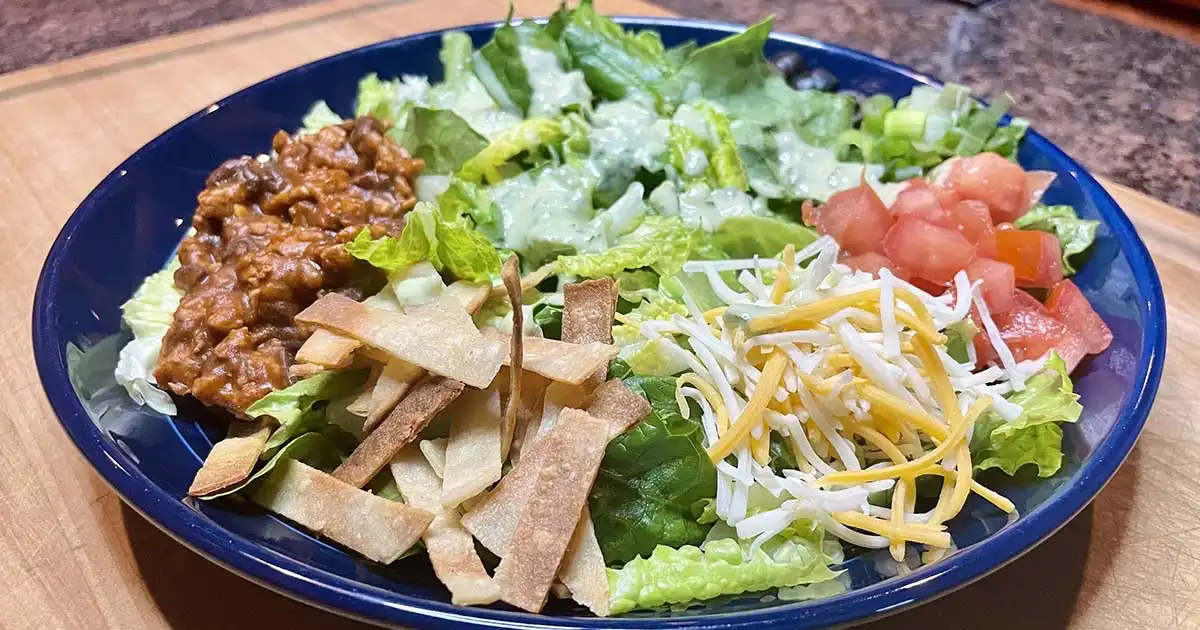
[861, 94, 895, 136]
[834, 129, 876, 162]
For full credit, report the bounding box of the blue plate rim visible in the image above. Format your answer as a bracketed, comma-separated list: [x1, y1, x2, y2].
[31, 16, 1167, 630]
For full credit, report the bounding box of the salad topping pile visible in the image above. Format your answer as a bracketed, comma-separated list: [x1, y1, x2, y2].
[114, 2, 1111, 616]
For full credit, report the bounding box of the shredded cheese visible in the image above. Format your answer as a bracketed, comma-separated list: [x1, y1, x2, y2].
[708, 350, 788, 462]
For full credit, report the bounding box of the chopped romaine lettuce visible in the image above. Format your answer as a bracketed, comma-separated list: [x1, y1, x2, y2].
[115, 258, 183, 415]
[299, 101, 344, 134]
[697, 103, 748, 190]
[972, 352, 1082, 477]
[457, 117, 567, 184]
[246, 369, 370, 453]
[555, 216, 700, 278]
[607, 525, 842, 614]
[1013, 204, 1100, 275]
[202, 431, 347, 499]
[474, 20, 533, 114]
[711, 215, 818, 259]
[390, 106, 488, 173]
[590, 374, 717, 565]
[347, 202, 501, 282]
[560, 0, 672, 102]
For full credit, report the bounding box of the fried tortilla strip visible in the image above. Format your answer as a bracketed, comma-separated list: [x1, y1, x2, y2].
[440, 385, 504, 509]
[489, 261, 557, 298]
[361, 282, 492, 432]
[363, 359, 425, 432]
[188, 418, 274, 496]
[500, 257, 524, 461]
[461, 379, 648, 556]
[507, 372, 549, 464]
[295, 328, 361, 369]
[252, 459, 432, 564]
[562, 279, 618, 345]
[332, 376, 465, 488]
[345, 362, 384, 417]
[488, 332, 618, 385]
[390, 446, 500, 606]
[494, 408, 609, 613]
[296, 293, 505, 389]
[419, 438, 447, 478]
[558, 506, 610, 616]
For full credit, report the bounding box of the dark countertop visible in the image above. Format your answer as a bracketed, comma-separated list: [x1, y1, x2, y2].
[4, 0, 1197, 210]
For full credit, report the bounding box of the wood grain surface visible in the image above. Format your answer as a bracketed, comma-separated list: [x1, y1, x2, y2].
[0, 0, 1195, 628]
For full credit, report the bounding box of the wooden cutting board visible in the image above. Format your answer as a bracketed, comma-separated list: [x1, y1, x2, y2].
[0, 0, 1195, 628]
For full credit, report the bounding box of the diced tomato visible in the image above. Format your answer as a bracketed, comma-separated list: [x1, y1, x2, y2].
[994, 290, 1071, 362]
[1024, 170, 1057, 212]
[970, 307, 999, 365]
[933, 184, 961, 210]
[890, 180, 953, 228]
[1053, 327, 1090, 373]
[946, 152, 1029, 223]
[840, 251, 912, 281]
[950, 200, 998, 258]
[810, 184, 894, 255]
[965, 257, 1016, 315]
[1046, 279, 1113, 354]
[882, 218, 977, 286]
[994, 229, 1064, 289]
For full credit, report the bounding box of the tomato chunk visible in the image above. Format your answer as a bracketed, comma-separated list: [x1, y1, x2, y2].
[1024, 170, 1057, 211]
[1053, 327, 1090, 373]
[994, 229, 1064, 289]
[965, 257, 1016, 315]
[950, 200, 998, 258]
[810, 183, 894, 256]
[890, 180, 953, 228]
[882, 218, 977, 286]
[994, 290, 1071, 362]
[840, 251, 912, 281]
[1046, 279, 1112, 354]
[946, 152, 1029, 223]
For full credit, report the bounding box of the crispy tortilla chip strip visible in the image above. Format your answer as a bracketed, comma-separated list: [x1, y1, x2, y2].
[562, 279, 617, 345]
[508, 373, 550, 464]
[488, 332, 618, 385]
[489, 261, 557, 298]
[296, 293, 505, 389]
[390, 446, 500, 605]
[500, 257, 524, 461]
[188, 418, 274, 496]
[583, 378, 652, 431]
[461, 379, 648, 556]
[345, 362, 384, 417]
[440, 385, 504, 509]
[558, 506, 610, 616]
[296, 328, 361, 369]
[360, 283, 492, 432]
[419, 438, 447, 478]
[252, 459, 432, 564]
[494, 408, 609, 613]
[332, 376, 464, 488]
[363, 359, 424, 432]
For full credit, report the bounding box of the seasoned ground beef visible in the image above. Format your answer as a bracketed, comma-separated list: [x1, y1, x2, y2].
[155, 117, 422, 413]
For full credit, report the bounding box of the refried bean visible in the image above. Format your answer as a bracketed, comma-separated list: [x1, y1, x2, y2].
[155, 116, 423, 414]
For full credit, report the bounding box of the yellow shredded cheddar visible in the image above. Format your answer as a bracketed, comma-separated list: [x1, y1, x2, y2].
[831, 511, 952, 547]
[769, 244, 796, 305]
[708, 350, 789, 462]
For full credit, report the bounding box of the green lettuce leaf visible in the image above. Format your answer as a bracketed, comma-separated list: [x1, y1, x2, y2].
[972, 353, 1082, 477]
[673, 18, 854, 144]
[711, 215, 818, 259]
[607, 528, 842, 614]
[116, 258, 184, 415]
[589, 375, 717, 565]
[391, 106, 488, 173]
[474, 20, 533, 114]
[437, 178, 499, 234]
[699, 103, 749, 190]
[354, 73, 406, 122]
[347, 203, 500, 282]
[667, 122, 712, 187]
[457, 117, 567, 184]
[299, 101, 344, 135]
[555, 216, 701, 278]
[532, 301, 564, 340]
[438, 31, 475, 83]
[1013, 204, 1100, 275]
[768, 433, 798, 474]
[246, 369, 370, 453]
[560, 0, 672, 102]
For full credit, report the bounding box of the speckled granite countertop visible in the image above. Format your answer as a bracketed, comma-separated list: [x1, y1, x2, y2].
[4, 0, 1197, 210]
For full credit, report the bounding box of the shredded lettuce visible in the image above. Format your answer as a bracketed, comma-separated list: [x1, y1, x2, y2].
[246, 369, 370, 454]
[607, 526, 842, 614]
[299, 101, 344, 135]
[390, 106, 488, 173]
[1014, 204, 1100, 275]
[346, 202, 501, 283]
[555, 216, 700, 278]
[590, 374, 717, 565]
[972, 352, 1082, 477]
[711, 215, 818, 259]
[115, 259, 183, 415]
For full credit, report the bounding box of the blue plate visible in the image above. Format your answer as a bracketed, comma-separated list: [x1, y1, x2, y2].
[32, 17, 1166, 629]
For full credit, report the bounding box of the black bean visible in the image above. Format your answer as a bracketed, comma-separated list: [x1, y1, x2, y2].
[770, 51, 808, 80]
[789, 68, 839, 92]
